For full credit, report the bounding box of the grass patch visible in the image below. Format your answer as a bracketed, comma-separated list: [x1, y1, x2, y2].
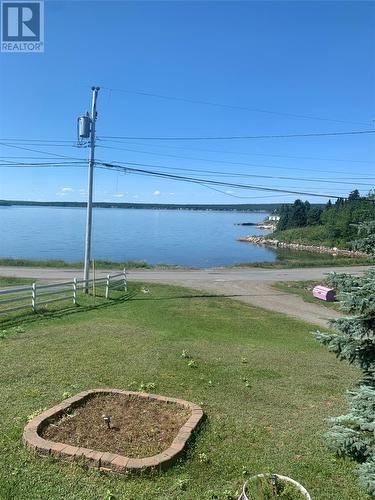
[0, 282, 133, 329]
[0, 282, 369, 499]
[233, 257, 374, 269]
[269, 225, 348, 248]
[0, 276, 35, 287]
[234, 247, 374, 269]
[272, 281, 342, 312]
[0, 258, 181, 270]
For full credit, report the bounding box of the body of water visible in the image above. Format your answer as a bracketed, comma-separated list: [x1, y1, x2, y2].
[0, 206, 278, 268]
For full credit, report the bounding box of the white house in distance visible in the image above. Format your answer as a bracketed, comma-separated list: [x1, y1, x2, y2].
[267, 215, 280, 222]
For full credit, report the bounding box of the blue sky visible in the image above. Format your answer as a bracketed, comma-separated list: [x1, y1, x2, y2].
[0, 0, 374, 204]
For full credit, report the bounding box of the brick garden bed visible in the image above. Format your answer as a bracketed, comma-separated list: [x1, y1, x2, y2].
[23, 389, 204, 472]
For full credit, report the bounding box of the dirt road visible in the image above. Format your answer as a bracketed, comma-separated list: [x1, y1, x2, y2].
[0, 265, 370, 328]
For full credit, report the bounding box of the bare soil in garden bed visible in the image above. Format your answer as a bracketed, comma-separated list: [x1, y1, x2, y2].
[41, 393, 191, 457]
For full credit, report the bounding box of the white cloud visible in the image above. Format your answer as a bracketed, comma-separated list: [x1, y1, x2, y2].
[133, 194, 139, 199]
[153, 190, 161, 196]
[225, 190, 233, 194]
[114, 193, 125, 198]
[61, 187, 74, 192]
[169, 192, 175, 195]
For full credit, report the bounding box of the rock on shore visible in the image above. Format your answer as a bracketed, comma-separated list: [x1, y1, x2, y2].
[238, 236, 369, 258]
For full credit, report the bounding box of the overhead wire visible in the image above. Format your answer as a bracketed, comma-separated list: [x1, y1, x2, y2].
[99, 86, 371, 126]
[0, 142, 86, 161]
[96, 143, 374, 180]
[93, 158, 373, 187]
[98, 138, 374, 165]
[100, 129, 375, 141]
[1, 136, 372, 164]
[96, 161, 349, 199]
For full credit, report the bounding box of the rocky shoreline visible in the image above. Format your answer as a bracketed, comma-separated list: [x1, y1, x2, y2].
[235, 222, 276, 230]
[238, 236, 370, 258]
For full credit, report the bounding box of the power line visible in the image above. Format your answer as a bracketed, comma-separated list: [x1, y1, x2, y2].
[0, 138, 77, 144]
[96, 161, 348, 199]
[98, 138, 374, 165]
[99, 86, 371, 126]
[196, 184, 299, 199]
[93, 158, 373, 187]
[0, 158, 358, 194]
[100, 130, 375, 141]
[0, 161, 86, 167]
[1, 136, 372, 164]
[96, 143, 374, 179]
[0, 156, 84, 160]
[0, 142, 85, 161]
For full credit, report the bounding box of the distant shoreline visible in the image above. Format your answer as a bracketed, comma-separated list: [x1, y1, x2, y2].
[0, 200, 273, 212]
[0, 199, 319, 212]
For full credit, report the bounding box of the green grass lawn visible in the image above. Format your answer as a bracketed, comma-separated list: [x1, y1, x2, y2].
[0, 282, 368, 500]
[0, 276, 35, 287]
[272, 281, 342, 312]
[0, 258, 180, 270]
[269, 225, 348, 248]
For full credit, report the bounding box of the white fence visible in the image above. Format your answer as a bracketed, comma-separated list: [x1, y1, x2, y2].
[0, 269, 128, 316]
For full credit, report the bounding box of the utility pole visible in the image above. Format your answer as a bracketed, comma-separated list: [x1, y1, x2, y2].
[83, 86, 100, 293]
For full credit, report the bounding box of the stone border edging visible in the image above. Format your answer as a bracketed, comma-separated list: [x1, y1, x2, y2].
[23, 388, 204, 473]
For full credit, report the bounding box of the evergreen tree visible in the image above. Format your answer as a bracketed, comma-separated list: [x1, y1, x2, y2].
[288, 199, 308, 228]
[348, 189, 361, 201]
[352, 221, 375, 256]
[315, 225, 375, 495]
[277, 204, 291, 231]
[304, 200, 311, 214]
[307, 207, 323, 225]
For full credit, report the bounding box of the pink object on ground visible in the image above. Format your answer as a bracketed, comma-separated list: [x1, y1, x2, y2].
[313, 285, 336, 302]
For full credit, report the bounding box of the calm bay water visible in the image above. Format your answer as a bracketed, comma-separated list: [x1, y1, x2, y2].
[0, 206, 278, 268]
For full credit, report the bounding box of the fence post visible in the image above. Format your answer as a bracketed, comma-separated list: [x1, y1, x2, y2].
[123, 268, 128, 292]
[73, 278, 77, 305]
[31, 283, 36, 312]
[105, 274, 110, 299]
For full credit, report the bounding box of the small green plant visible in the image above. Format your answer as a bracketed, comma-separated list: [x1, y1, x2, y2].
[62, 391, 72, 399]
[27, 408, 46, 422]
[245, 475, 305, 500]
[241, 357, 248, 364]
[187, 359, 197, 368]
[223, 490, 236, 500]
[242, 378, 251, 388]
[139, 381, 156, 391]
[242, 465, 249, 476]
[181, 349, 190, 359]
[198, 452, 210, 464]
[13, 326, 25, 334]
[104, 490, 116, 500]
[0, 330, 8, 339]
[174, 477, 189, 491]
